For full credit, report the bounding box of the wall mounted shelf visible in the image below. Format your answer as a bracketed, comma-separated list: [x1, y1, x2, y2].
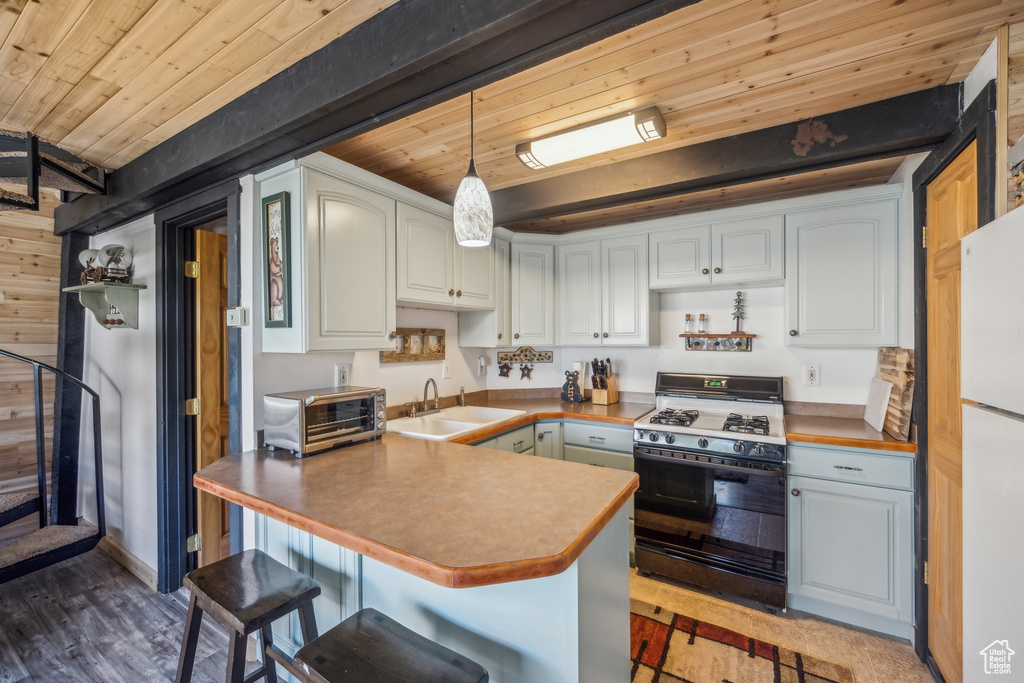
[63, 283, 146, 329]
[679, 332, 756, 352]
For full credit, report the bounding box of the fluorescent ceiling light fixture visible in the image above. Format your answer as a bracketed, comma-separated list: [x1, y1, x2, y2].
[454, 92, 493, 247]
[516, 106, 666, 170]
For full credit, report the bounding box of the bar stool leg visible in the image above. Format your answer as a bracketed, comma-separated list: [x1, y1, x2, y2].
[297, 602, 319, 643]
[260, 624, 278, 683]
[175, 594, 204, 683]
[226, 631, 248, 683]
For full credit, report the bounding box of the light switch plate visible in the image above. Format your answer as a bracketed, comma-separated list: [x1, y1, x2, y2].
[225, 307, 249, 327]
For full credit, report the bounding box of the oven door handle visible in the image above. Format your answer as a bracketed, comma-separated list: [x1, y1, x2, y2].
[304, 390, 373, 405]
[634, 447, 785, 478]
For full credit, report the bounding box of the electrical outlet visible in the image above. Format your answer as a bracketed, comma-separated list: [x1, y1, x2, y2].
[335, 363, 351, 386]
[442, 359, 452, 379]
[477, 356, 486, 377]
[803, 364, 819, 386]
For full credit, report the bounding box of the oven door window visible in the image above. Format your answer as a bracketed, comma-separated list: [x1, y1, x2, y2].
[305, 399, 372, 444]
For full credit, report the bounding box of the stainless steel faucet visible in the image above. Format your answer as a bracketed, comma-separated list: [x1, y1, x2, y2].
[422, 378, 440, 415]
[459, 386, 466, 407]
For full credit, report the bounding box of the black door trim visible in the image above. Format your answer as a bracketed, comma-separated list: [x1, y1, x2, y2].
[154, 179, 241, 593]
[910, 79, 996, 664]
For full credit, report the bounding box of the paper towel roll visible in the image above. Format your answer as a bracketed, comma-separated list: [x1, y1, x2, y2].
[572, 361, 585, 379]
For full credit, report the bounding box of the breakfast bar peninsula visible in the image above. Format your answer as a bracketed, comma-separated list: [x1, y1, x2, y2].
[194, 433, 638, 683]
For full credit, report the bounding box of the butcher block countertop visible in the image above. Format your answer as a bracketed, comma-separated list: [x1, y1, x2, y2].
[785, 414, 917, 453]
[194, 434, 638, 589]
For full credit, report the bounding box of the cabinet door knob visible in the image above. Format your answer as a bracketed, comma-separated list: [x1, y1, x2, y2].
[701, 268, 709, 274]
[456, 290, 462, 297]
[603, 332, 609, 338]
[789, 329, 798, 336]
[791, 488, 801, 496]
[593, 332, 599, 338]
[514, 333, 520, 339]
[537, 433, 544, 441]
[714, 267, 722, 274]
[388, 331, 397, 340]
[497, 333, 503, 340]
[448, 289, 455, 296]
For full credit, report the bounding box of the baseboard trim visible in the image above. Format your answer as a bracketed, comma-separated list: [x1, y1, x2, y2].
[96, 534, 158, 592]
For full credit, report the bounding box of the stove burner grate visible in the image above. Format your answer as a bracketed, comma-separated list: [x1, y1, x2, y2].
[723, 413, 770, 436]
[649, 409, 699, 427]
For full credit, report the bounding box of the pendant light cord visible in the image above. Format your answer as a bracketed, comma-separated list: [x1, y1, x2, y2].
[469, 91, 475, 162]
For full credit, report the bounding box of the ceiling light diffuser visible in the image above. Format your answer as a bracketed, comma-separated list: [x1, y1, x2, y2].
[516, 106, 666, 170]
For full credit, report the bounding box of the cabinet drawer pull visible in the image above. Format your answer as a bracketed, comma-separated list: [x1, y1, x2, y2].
[590, 463, 606, 468]
[791, 488, 801, 496]
[833, 465, 864, 471]
[701, 268, 709, 274]
[588, 435, 606, 441]
[513, 440, 525, 449]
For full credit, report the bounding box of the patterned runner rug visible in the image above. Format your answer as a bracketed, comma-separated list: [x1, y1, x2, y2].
[631, 599, 857, 683]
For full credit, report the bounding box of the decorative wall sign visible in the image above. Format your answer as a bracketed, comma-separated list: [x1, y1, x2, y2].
[497, 346, 553, 364]
[262, 192, 292, 328]
[498, 363, 512, 377]
[520, 364, 534, 380]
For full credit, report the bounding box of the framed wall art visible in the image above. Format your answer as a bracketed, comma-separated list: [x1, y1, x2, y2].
[262, 191, 291, 328]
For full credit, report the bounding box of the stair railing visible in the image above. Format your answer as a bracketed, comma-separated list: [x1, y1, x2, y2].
[0, 348, 104, 537]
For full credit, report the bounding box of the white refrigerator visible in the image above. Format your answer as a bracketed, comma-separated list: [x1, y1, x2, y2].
[961, 205, 1024, 680]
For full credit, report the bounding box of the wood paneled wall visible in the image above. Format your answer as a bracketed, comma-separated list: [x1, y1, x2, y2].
[0, 188, 61, 540]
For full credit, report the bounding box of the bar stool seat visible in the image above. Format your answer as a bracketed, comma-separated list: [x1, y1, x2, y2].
[176, 549, 321, 683]
[293, 608, 488, 683]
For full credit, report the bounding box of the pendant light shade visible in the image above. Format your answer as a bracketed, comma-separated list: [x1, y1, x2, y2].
[454, 93, 492, 247]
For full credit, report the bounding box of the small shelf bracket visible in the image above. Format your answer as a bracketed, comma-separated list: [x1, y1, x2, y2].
[63, 283, 146, 329]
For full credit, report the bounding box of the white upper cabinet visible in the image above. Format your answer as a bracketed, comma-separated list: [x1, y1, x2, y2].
[396, 202, 495, 310]
[649, 215, 783, 289]
[557, 241, 603, 345]
[397, 202, 453, 307]
[557, 235, 657, 346]
[511, 242, 555, 346]
[458, 237, 510, 348]
[711, 215, 785, 284]
[260, 161, 397, 353]
[785, 197, 898, 347]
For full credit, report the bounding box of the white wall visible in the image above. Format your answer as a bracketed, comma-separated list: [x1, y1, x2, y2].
[964, 37, 997, 109]
[78, 215, 158, 570]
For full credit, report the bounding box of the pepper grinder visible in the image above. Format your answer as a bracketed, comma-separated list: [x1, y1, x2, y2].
[698, 313, 707, 333]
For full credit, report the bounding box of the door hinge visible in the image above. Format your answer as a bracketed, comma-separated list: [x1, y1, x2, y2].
[923, 561, 929, 585]
[186, 533, 202, 553]
[185, 261, 199, 278]
[921, 225, 927, 249]
[185, 398, 200, 416]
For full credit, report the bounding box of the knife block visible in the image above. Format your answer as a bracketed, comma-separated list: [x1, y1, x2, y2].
[592, 374, 619, 405]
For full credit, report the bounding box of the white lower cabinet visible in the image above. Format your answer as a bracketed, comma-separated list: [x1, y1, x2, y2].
[787, 443, 914, 638]
[534, 422, 562, 459]
[785, 194, 898, 346]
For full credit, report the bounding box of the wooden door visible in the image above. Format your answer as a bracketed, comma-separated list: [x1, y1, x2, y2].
[925, 140, 977, 683]
[195, 229, 230, 567]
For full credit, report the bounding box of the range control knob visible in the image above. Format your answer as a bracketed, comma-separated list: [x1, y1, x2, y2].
[377, 421, 385, 431]
[635, 430, 644, 440]
[664, 434, 675, 445]
[697, 438, 709, 449]
[751, 444, 766, 457]
[733, 442, 745, 453]
[649, 433, 659, 442]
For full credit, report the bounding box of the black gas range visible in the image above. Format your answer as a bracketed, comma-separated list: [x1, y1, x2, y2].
[633, 372, 788, 608]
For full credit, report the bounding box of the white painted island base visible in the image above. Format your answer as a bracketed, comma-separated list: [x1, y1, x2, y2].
[251, 506, 630, 683]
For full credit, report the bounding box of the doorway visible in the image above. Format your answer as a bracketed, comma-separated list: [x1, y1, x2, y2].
[154, 180, 241, 592]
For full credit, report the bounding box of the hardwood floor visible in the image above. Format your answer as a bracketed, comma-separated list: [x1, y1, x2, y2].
[0, 549, 241, 682]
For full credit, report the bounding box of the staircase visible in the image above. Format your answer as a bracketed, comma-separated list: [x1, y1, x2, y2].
[0, 130, 105, 211]
[0, 348, 105, 583]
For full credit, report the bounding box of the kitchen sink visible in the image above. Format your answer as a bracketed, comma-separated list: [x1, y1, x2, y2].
[387, 406, 525, 441]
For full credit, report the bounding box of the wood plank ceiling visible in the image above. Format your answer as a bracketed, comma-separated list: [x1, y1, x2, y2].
[0, 0, 1021, 234]
[326, 0, 1024, 232]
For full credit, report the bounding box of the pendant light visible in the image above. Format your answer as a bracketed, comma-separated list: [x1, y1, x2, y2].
[453, 92, 493, 247]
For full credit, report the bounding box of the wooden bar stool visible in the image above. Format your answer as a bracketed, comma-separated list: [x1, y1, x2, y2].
[293, 608, 488, 683]
[176, 549, 321, 683]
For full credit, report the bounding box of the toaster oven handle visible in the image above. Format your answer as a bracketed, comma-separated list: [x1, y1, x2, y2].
[304, 390, 373, 405]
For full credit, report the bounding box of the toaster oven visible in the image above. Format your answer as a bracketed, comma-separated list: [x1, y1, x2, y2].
[263, 385, 386, 456]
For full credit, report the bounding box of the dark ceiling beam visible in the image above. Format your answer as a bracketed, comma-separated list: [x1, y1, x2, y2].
[54, 0, 700, 235]
[492, 84, 963, 226]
